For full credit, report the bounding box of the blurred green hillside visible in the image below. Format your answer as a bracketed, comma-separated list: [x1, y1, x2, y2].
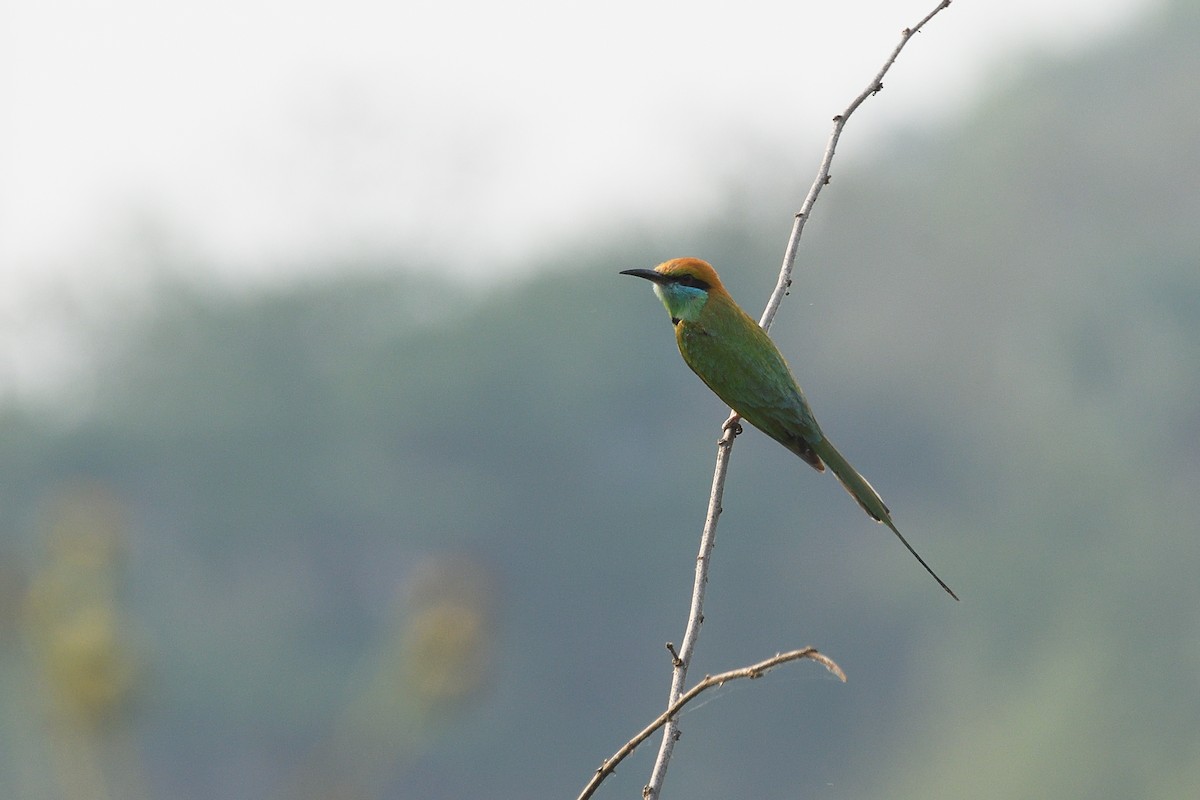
[2, 2, 1199, 798]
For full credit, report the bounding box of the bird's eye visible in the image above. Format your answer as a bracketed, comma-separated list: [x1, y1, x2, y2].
[674, 275, 710, 291]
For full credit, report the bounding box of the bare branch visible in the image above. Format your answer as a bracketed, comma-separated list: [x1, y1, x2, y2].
[576, 648, 845, 800]
[640, 3, 954, 799]
[640, 417, 736, 797]
[761, 0, 953, 332]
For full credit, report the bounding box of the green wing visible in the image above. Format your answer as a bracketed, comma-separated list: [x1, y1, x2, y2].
[676, 309, 825, 471]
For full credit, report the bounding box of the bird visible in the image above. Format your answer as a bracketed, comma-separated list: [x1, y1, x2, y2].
[620, 257, 958, 600]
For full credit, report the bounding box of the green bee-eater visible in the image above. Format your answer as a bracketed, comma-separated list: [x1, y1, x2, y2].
[621, 257, 957, 600]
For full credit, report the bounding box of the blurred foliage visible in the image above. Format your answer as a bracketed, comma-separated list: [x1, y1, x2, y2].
[14, 482, 147, 800]
[24, 482, 136, 727]
[1, 1, 1199, 797]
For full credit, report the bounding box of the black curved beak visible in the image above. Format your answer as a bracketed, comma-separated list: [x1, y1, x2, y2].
[619, 268, 669, 284]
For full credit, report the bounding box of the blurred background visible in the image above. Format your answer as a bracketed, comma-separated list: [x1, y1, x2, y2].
[1, 0, 1198, 797]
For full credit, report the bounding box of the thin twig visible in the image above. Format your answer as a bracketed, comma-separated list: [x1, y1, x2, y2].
[762, 0, 953, 332]
[641, 3, 953, 799]
[576, 648, 845, 800]
[639, 414, 738, 798]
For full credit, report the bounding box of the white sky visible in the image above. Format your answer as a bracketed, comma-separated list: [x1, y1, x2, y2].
[0, 0, 1153, 300]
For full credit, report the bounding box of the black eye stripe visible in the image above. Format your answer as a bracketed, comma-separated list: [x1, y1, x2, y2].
[671, 275, 710, 291]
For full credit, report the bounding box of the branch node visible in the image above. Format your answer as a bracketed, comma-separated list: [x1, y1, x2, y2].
[665, 642, 683, 667]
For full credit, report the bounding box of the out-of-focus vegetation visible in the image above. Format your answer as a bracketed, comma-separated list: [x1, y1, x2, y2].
[2, 2, 1199, 797]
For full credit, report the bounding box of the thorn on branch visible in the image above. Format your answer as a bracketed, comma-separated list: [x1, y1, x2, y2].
[665, 642, 683, 667]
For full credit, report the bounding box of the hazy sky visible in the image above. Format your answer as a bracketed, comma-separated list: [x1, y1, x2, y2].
[0, 0, 1153, 299]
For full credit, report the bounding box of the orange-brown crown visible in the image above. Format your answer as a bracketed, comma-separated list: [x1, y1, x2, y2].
[653, 258, 729, 294]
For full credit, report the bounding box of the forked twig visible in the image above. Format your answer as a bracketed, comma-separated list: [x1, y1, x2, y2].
[576, 648, 845, 800]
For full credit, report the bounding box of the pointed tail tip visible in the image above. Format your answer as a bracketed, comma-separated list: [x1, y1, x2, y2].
[877, 517, 959, 601]
[918, 553, 959, 601]
[919, 548, 958, 601]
